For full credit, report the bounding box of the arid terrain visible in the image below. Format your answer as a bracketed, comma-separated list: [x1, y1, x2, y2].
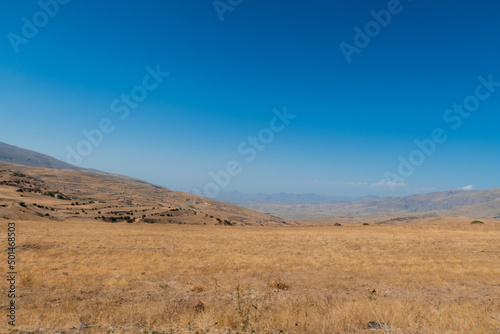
[0, 162, 289, 227]
[1, 218, 499, 333]
[0, 149, 499, 333]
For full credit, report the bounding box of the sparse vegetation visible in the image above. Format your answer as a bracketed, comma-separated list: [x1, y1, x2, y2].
[471, 220, 484, 224]
[57, 193, 71, 200]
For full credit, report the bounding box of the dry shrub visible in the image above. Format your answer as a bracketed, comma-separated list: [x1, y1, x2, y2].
[190, 285, 204, 293]
[268, 278, 291, 290]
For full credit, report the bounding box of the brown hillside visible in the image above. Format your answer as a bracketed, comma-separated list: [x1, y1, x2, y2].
[0, 162, 291, 226]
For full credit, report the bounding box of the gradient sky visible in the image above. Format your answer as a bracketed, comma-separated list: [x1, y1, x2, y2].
[1, 0, 499, 198]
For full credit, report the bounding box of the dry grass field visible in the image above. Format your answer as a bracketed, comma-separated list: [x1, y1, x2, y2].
[1, 218, 500, 333]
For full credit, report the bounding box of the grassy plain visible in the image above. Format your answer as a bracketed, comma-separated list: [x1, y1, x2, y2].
[1, 218, 500, 333]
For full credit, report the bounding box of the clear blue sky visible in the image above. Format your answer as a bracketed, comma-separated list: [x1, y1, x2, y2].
[1, 0, 499, 198]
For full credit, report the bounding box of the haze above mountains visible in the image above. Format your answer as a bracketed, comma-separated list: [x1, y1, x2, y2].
[203, 191, 380, 205]
[1, 141, 499, 222]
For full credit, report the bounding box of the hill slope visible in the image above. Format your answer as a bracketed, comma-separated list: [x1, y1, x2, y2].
[0, 142, 85, 171]
[0, 162, 289, 226]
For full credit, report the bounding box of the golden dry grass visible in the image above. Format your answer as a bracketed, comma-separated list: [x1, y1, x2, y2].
[1, 219, 500, 333]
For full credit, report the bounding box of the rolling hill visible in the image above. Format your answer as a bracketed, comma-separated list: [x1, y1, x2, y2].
[0, 142, 290, 226]
[0, 161, 291, 226]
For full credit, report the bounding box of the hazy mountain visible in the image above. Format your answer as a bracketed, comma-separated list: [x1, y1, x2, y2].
[0, 142, 85, 171]
[244, 189, 500, 220]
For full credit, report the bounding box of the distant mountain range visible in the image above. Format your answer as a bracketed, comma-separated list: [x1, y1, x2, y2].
[243, 189, 500, 220]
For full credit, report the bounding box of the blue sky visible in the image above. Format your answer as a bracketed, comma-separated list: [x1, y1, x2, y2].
[0, 0, 499, 198]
